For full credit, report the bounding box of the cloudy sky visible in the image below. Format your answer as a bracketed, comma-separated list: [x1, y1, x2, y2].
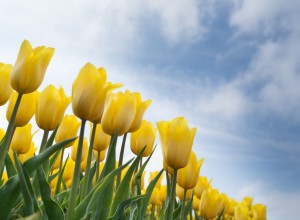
[1, 0, 300, 218]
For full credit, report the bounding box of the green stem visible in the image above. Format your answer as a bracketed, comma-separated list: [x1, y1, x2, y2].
[80, 122, 97, 201]
[151, 204, 155, 220]
[168, 168, 178, 220]
[58, 148, 65, 173]
[96, 150, 100, 182]
[0, 93, 22, 179]
[39, 130, 49, 153]
[66, 119, 86, 220]
[180, 188, 187, 220]
[116, 132, 127, 187]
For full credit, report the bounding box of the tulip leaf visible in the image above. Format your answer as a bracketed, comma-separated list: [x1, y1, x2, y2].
[109, 195, 144, 220]
[173, 203, 182, 219]
[5, 152, 17, 177]
[184, 195, 193, 218]
[87, 161, 97, 193]
[139, 169, 164, 219]
[44, 126, 58, 151]
[216, 207, 225, 220]
[23, 137, 77, 176]
[54, 155, 69, 195]
[37, 167, 64, 220]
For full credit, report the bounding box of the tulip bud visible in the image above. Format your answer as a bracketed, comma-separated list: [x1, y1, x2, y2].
[200, 189, 224, 220]
[0, 63, 13, 105]
[101, 90, 137, 136]
[177, 151, 204, 189]
[6, 91, 38, 127]
[157, 117, 196, 169]
[93, 149, 107, 163]
[63, 158, 75, 181]
[0, 128, 5, 141]
[252, 204, 267, 220]
[35, 85, 71, 131]
[176, 184, 193, 201]
[234, 205, 249, 220]
[150, 187, 162, 206]
[10, 40, 54, 94]
[55, 115, 81, 147]
[18, 142, 37, 163]
[222, 194, 238, 216]
[92, 123, 111, 152]
[194, 176, 211, 199]
[159, 185, 167, 204]
[51, 151, 62, 171]
[72, 63, 121, 123]
[128, 93, 151, 132]
[130, 120, 156, 157]
[149, 171, 164, 189]
[71, 138, 88, 162]
[10, 124, 33, 154]
[241, 196, 253, 210]
[193, 196, 201, 212]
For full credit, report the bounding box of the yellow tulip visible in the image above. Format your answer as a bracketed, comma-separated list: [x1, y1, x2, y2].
[0, 128, 5, 141]
[221, 194, 237, 216]
[157, 117, 196, 169]
[71, 138, 88, 162]
[253, 204, 267, 220]
[241, 196, 253, 210]
[234, 205, 249, 220]
[10, 40, 54, 94]
[130, 120, 156, 157]
[72, 63, 121, 123]
[10, 124, 33, 154]
[55, 115, 81, 147]
[93, 149, 107, 162]
[2, 171, 8, 184]
[35, 85, 71, 131]
[101, 90, 137, 136]
[0, 63, 13, 105]
[200, 189, 224, 220]
[128, 93, 151, 132]
[92, 123, 111, 152]
[18, 142, 37, 163]
[150, 187, 162, 206]
[176, 184, 193, 201]
[177, 151, 204, 189]
[63, 158, 75, 181]
[51, 151, 62, 171]
[159, 185, 167, 204]
[192, 196, 201, 212]
[6, 91, 38, 127]
[194, 176, 211, 199]
[149, 171, 164, 189]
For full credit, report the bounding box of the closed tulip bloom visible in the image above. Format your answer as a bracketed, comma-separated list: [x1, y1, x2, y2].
[92, 123, 111, 152]
[149, 171, 164, 189]
[253, 204, 266, 220]
[0, 63, 13, 105]
[6, 91, 38, 127]
[130, 120, 156, 157]
[157, 117, 197, 169]
[10, 40, 54, 94]
[18, 142, 37, 163]
[128, 93, 151, 132]
[72, 63, 121, 123]
[10, 124, 33, 154]
[176, 184, 193, 201]
[51, 151, 62, 171]
[71, 138, 88, 162]
[193, 196, 201, 212]
[63, 158, 75, 181]
[177, 151, 204, 189]
[36, 85, 71, 131]
[0, 128, 5, 140]
[93, 149, 107, 162]
[2, 172, 8, 184]
[194, 176, 211, 199]
[101, 90, 137, 136]
[200, 189, 224, 220]
[222, 194, 238, 216]
[241, 196, 253, 210]
[55, 115, 81, 147]
[234, 205, 249, 220]
[150, 187, 162, 206]
[159, 185, 167, 204]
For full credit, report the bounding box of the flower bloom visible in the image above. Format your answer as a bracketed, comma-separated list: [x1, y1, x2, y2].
[92, 123, 111, 152]
[93, 149, 107, 162]
[176, 184, 193, 201]
[128, 93, 151, 132]
[71, 138, 88, 162]
[177, 151, 204, 189]
[72, 63, 121, 123]
[10, 40, 54, 94]
[35, 85, 71, 131]
[101, 90, 137, 136]
[194, 176, 211, 199]
[55, 115, 81, 147]
[234, 205, 249, 220]
[6, 91, 38, 127]
[253, 204, 267, 220]
[0, 63, 13, 105]
[10, 124, 33, 154]
[200, 189, 224, 219]
[157, 117, 196, 169]
[130, 120, 156, 157]
[150, 187, 162, 206]
[18, 142, 37, 163]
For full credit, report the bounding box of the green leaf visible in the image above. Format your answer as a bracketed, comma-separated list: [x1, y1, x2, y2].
[54, 155, 69, 195]
[139, 169, 164, 218]
[109, 195, 144, 220]
[23, 137, 77, 175]
[173, 203, 182, 219]
[184, 195, 193, 218]
[37, 167, 64, 220]
[216, 207, 225, 220]
[5, 152, 17, 178]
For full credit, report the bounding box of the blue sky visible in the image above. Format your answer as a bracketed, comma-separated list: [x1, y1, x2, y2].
[1, 0, 300, 219]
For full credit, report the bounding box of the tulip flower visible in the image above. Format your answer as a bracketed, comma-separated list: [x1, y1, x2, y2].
[63, 159, 75, 182]
[194, 176, 211, 199]
[222, 194, 238, 217]
[10, 40, 54, 94]
[10, 124, 33, 154]
[176, 184, 193, 201]
[0, 128, 5, 140]
[101, 90, 137, 136]
[1, 172, 8, 184]
[71, 138, 88, 162]
[234, 205, 249, 220]
[177, 151, 204, 189]
[94, 149, 107, 163]
[128, 93, 151, 132]
[55, 115, 81, 147]
[130, 120, 156, 157]
[157, 117, 196, 170]
[241, 196, 253, 210]
[72, 63, 121, 123]
[150, 187, 162, 206]
[149, 171, 164, 189]
[159, 185, 167, 204]
[252, 204, 267, 220]
[0, 63, 13, 105]
[92, 123, 111, 152]
[51, 151, 62, 171]
[200, 189, 224, 220]
[192, 196, 201, 213]
[18, 142, 37, 163]
[35, 85, 71, 131]
[6, 91, 38, 127]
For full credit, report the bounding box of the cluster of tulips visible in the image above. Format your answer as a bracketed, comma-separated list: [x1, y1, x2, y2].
[0, 40, 267, 220]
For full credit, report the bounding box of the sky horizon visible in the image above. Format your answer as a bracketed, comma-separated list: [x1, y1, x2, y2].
[1, 0, 300, 219]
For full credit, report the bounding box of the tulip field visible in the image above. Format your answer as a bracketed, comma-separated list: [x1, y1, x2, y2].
[0, 40, 267, 219]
